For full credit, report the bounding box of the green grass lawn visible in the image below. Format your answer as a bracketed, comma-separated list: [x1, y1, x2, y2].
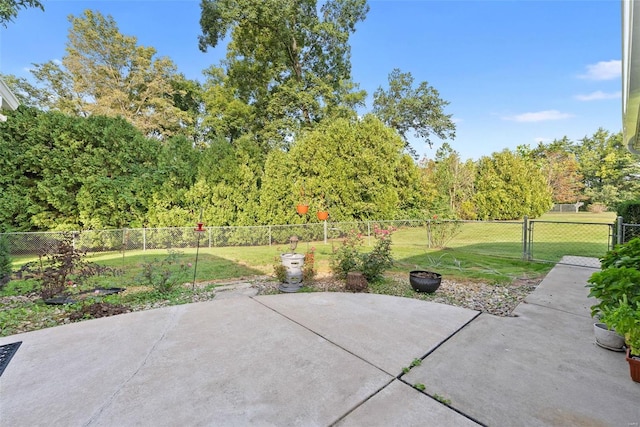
[538, 211, 617, 223]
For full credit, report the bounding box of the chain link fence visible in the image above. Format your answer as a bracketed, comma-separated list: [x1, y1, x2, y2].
[1, 218, 620, 267]
[527, 220, 614, 265]
[620, 222, 640, 243]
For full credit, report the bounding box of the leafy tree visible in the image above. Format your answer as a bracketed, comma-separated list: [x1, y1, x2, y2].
[573, 129, 640, 208]
[169, 74, 206, 146]
[192, 136, 264, 226]
[395, 154, 431, 219]
[29, 60, 84, 115]
[0, 73, 48, 108]
[373, 68, 456, 155]
[520, 137, 585, 204]
[146, 135, 202, 226]
[198, 0, 369, 147]
[148, 136, 265, 227]
[0, 0, 43, 27]
[474, 149, 552, 220]
[30, 10, 191, 139]
[260, 115, 426, 223]
[0, 107, 161, 231]
[0, 107, 79, 231]
[421, 143, 476, 219]
[201, 66, 255, 145]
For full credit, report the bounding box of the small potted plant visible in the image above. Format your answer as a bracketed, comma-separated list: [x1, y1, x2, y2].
[587, 238, 640, 351]
[594, 311, 626, 351]
[602, 296, 640, 382]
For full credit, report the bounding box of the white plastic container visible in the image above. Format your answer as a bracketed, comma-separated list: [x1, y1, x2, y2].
[280, 253, 305, 284]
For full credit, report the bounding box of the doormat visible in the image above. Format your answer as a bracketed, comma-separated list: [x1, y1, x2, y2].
[0, 341, 22, 377]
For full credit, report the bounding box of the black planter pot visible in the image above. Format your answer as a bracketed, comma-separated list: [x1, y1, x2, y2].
[409, 270, 442, 293]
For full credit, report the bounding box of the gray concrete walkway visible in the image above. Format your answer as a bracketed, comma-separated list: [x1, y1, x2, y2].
[0, 259, 639, 426]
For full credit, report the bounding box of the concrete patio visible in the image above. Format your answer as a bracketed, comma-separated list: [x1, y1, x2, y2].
[0, 259, 638, 426]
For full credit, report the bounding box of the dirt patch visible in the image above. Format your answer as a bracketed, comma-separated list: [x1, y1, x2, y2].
[69, 302, 130, 321]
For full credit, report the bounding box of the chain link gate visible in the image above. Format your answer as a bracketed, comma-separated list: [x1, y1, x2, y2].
[526, 219, 614, 267]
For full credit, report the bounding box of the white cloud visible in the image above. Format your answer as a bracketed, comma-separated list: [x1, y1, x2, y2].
[578, 60, 621, 80]
[575, 90, 621, 101]
[502, 110, 574, 122]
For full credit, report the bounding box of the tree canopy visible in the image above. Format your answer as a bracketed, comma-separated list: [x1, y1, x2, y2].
[573, 129, 640, 207]
[373, 68, 456, 154]
[1, 4, 634, 231]
[518, 137, 585, 204]
[0, 0, 43, 27]
[0, 107, 161, 231]
[421, 143, 476, 219]
[198, 0, 369, 147]
[26, 10, 195, 139]
[260, 115, 426, 224]
[474, 150, 553, 220]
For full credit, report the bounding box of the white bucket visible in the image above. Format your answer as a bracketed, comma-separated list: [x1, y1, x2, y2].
[280, 253, 305, 284]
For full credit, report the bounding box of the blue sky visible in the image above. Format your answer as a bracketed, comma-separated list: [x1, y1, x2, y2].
[0, 0, 622, 160]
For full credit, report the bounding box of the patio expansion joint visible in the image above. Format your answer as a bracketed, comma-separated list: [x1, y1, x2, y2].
[81, 307, 182, 427]
[405, 309, 482, 372]
[393, 310, 486, 426]
[522, 300, 593, 320]
[251, 297, 406, 426]
[327, 377, 396, 426]
[251, 296, 393, 376]
[252, 297, 485, 427]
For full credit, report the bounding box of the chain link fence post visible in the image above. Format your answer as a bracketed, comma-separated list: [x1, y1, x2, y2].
[522, 216, 530, 260]
[617, 216, 624, 245]
[323, 220, 328, 244]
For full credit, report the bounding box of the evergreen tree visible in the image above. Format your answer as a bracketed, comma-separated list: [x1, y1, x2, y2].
[474, 149, 552, 220]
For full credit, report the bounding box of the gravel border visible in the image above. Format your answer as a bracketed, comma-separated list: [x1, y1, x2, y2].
[254, 273, 542, 317]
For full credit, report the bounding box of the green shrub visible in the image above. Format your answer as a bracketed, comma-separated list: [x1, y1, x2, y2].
[427, 217, 462, 248]
[302, 248, 316, 284]
[137, 250, 191, 294]
[602, 295, 640, 355]
[0, 235, 11, 287]
[600, 237, 640, 269]
[587, 267, 640, 318]
[273, 257, 287, 283]
[617, 200, 640, 224]
[331, 225, 395, 282]
[588, 237, 640, 319]
[331, 230, 363, 280]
